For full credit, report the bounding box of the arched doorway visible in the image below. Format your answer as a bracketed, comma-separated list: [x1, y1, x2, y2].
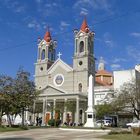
[79, 109, 83, 125]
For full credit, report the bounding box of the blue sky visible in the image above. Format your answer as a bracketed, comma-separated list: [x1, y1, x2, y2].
[0, 0, 140, 79]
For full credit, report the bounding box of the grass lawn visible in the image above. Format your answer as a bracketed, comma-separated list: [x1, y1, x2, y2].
[0, 126, 28, 132]
[101, 134, 140, 140]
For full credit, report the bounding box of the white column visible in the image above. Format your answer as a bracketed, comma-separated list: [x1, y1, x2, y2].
[63, 98, 67, 123]
[75, 97, 79, 125]
[45, 98, 47, 114]
[82, 110, 85, 124]
[84, 75, 95, 127]
[42, 98, 46, 126]
[53, 99, 56, 119]
[88, 75, 94, 109]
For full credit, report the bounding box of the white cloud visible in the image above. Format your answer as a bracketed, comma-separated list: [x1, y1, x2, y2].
[73, 0, 111, 12]
[60, 21, 70, 31]
[35, 1, 59, 17]
[15, 6, 25, 13]
[28, 23, 35, 28]
[3, 0, 26, 13]
[45, 3, 58, 8]
[103, 32, 115, 48]
[127, 46, 140, 62]
[111, 64, 121, 70]
[45, 3, 52, 8]
[104, 40, 113, 48]
[35, 0, 42, 3]
[60, 21, 70, 27]
[80, 8, 88, 16]
[130, 32, 140, 38]
[27, 19, 41, 30]
[112, 58, 127, 63]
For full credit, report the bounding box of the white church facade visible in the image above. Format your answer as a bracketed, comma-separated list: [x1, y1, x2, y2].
[34, 19, 95, 125]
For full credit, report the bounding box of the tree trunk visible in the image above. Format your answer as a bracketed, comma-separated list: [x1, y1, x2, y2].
[22, 108, 24, 126]
[0, 108, 2, 126]
[7, 114, 12, 127]
[134, 109, 139, 120]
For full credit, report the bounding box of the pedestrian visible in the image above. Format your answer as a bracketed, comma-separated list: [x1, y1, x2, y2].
[36, 117, 39, 126]
[39, 117, 42, 126]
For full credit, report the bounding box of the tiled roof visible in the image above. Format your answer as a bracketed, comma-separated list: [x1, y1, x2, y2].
[96, 70, 112, 76]
[80, 18, 89, 33]
[44, 31, 51, 42]
[95, 78, 108, 86]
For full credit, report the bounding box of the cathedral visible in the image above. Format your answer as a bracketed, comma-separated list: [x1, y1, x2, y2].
[34, 19, 95, 125]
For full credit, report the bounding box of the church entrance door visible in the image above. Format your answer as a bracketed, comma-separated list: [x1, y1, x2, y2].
[45, 113, 50, 124]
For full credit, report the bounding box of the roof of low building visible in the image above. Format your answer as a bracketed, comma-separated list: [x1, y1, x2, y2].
[96, 70, 113, 76]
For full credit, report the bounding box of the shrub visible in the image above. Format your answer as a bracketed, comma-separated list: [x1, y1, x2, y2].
[11, 125, 20, 128]
[48, 119, 61, 127]
[109, 130, 131, 135]
[20, 126, 29, 130]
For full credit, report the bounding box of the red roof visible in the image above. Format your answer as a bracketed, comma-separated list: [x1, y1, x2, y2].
[95, 78, 108, 86]
[44, 31, 51, 42]
[96, 70, 112, 76]
[80, 18, 89, 33]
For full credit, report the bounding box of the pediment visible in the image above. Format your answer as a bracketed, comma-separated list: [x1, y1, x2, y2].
[40, 84, 67, 96]
[47, 58, 73, 74]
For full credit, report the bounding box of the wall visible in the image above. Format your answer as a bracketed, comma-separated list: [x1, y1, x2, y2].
[113, 69, 136, 90]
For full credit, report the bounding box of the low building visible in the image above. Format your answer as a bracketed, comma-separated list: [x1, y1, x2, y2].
[94, 57, 114, 105]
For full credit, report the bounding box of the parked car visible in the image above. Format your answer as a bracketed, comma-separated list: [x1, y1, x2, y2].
[126, 120, 140, 128]
[96, 120, 112, 127]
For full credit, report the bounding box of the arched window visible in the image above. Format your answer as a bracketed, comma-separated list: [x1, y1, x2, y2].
[78, 83, 82, 92]
[79, 41, 84, 53]
[41, 49, 45, 60]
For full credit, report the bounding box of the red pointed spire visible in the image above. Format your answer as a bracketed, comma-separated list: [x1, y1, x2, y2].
[80, 18, 89, 33]
[44, 28, 51, 42]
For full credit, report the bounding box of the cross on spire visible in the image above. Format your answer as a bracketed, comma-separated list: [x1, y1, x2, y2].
[57, 52, 62, 59]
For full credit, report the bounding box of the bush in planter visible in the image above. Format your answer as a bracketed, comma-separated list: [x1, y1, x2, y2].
[48, 119, 61, 127]
[132, 127, 140, 135]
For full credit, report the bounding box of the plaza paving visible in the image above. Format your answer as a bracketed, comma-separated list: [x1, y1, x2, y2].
[0, 128, 108, 140]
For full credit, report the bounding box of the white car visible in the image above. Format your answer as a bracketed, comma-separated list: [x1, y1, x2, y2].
[126, 120, 140, 128]
[96, 120, 112, 127]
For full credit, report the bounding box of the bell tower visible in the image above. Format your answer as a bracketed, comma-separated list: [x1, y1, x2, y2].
[35, 30, 57, 89]
[73, 18, 95, 93]
[73, 18, 95, 74]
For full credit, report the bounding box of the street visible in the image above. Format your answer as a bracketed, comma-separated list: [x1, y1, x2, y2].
[0, 128, 107, 140]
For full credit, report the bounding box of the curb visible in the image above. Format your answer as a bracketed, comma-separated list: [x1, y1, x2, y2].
[59, 128, 111, 132]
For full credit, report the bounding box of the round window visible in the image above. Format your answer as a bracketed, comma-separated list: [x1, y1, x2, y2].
[79, 61, 83, 66]
[54, 74, 64, 86]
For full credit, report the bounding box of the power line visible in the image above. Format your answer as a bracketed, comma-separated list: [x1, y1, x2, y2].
[93, 9, 140, 26]
[0, 9, 140, 53]
[0, 41, 36, 52]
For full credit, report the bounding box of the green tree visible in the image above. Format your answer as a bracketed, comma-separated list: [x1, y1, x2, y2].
[14, 68, 38, 126]
[95, 103, 113, 119]
[0, 75, 15, 126]
[0, 69, 39, 126]
[112, 80, 140, 120]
